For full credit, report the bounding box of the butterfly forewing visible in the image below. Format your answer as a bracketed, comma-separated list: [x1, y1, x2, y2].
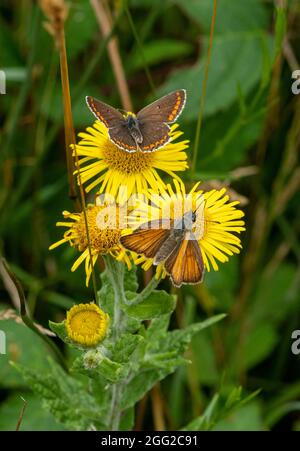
[120, 227, 171, 259]
[86, 96, 124, 128]
[137, 89, 186, 124]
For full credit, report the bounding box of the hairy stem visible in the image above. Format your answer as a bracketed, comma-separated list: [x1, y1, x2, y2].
[103, 255, 128, 430]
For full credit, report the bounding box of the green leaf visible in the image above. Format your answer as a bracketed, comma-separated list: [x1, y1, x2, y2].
[121, 369, 168, 410]
[107, 333, 144, 363]
[181, 388, 261, 431]
[119, 407, 135, 431]
[250, 264, 297, 326]
[174, 0, 269, 33]
[0, 393, 65, 431]
[191, 332, 218, 386]
[48, 320, 68, 343]
[98, 270, 115, 319]
[65, 0, 98, 59]
[121, 314, 225, 410]
[72, 352, 127, 383]
[274, 5, 287, 56]
[243, 324, 279, 370]
[124, 265, 139, 293]
[128, 39, 193, 72]
[160, 32, 273, 121]
[0, 17, 22, 66]
[0, 311, 51, 388]
[212, 403, 263, 431]
[124, 290, 176, 320]
[159, 314, 226, 355]
[13, 357, 106, 430]
[181, 394, 219, 431]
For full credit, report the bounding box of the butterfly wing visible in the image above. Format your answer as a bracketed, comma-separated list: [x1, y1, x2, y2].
[138, 122, 171, 152]
[154, 229, 185, 264]
[164, 236, 204, 287]
[108, 125, 137, 153]
[86, 96, 124, 128]
[137, 89, 186, 124]
[181, 238, 204, 285]
[120, 220, 171, 258]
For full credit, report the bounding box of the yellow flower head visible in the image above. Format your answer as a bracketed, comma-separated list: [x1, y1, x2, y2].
[124, 179, 245, 277]
[49, 203, 132, 286]
[66, 303, 109, 347]
[73, 121, 189, 202]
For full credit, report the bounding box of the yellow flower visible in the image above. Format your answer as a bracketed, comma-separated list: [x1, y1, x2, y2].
[49, 203, 132, 286]
[66, 303, 109, 347]
[124, 179, 245, 276]
[73, 121, 189, 202]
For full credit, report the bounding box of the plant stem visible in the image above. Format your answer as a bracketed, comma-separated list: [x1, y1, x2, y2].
[91, 0, 133, 111]
[103, 255, 128, 430]
[192, 0, 218, 174]
[131, 276, 160, 305]
[124, 0, 156, 96]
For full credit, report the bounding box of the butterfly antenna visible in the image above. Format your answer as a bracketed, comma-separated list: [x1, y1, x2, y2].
[118, 108, 128, 116]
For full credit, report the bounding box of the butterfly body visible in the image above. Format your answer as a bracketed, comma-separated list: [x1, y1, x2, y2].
[121, 209, 204, 287]
[86, 89, 186, 153]
[124, 113, 143, 145]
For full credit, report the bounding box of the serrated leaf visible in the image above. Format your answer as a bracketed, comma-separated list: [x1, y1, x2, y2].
[12, 358, 106, 430]
[121, 369, 168, 410]
[98, 270, 115, 319]
[106, 333, 144, 363]
[153, 314, 226, 356]
[125, 290, 176, 320]
[49, 320, 68, 342]
[124, 265, 139, 293]
[72, 353, 127, 383]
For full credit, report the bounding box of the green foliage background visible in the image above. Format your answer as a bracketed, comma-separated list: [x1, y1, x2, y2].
[0, 0, 300, 431]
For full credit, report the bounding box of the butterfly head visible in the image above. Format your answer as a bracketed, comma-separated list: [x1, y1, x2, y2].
[123, 111, 137, 120]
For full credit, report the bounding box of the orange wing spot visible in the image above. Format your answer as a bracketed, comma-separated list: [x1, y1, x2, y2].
[90, 99, 109, 126]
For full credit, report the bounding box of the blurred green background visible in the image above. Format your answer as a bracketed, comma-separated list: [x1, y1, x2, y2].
[0, 0, 300, 431]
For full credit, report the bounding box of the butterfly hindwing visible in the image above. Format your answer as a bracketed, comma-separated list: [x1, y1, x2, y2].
[181, 238, 204, 285]
[86, 96, 124, 128]
[137, 89, 186, 124]
[108, 125, 137, 153]
[138, 122, 171, 152]
[164, 235, 204, 287]
[164, 239, 188, 287]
